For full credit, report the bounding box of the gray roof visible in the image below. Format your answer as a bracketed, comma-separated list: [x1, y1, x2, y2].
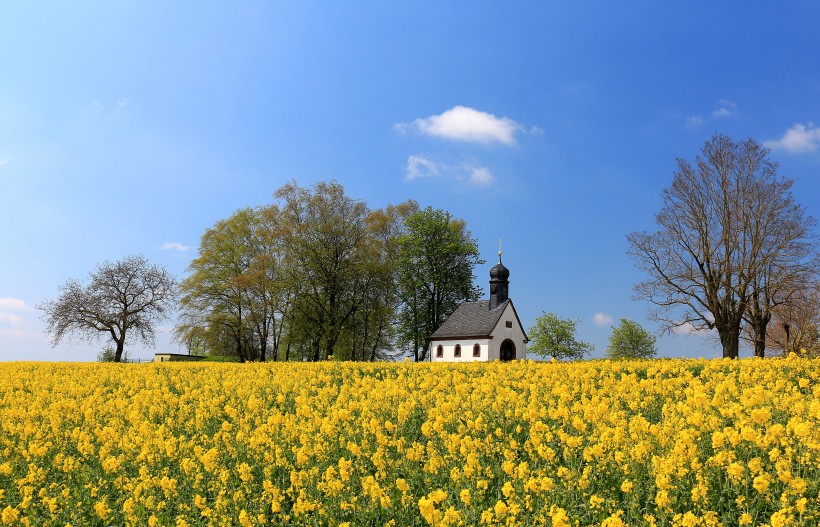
[429, 299, 510, 339]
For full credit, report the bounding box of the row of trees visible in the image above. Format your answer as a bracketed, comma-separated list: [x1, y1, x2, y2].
[38, 136, 819, 361]
[173, 181, 483, 362]
[527, 312, 657, 360]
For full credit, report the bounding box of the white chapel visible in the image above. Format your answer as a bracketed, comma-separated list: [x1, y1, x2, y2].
[428, 252, 528, 362]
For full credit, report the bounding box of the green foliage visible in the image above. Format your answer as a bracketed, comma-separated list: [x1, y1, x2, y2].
[394, 206, 484, 362]
[176, 207, 284, 363]
[96, 347, 125, 362]
[606, 318, 657, 359]
[527, 312, 593, 360]
[176, 181, 412, 362]
[201, 355, 242, 362]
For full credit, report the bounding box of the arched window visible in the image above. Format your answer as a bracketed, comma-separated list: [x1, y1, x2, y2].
[473, 343, 481, 357]
[436, 345, 443, 358]
[454, 344, 461, 358]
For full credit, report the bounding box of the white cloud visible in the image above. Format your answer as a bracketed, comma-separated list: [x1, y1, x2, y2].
[0, 298, 32, 311]
[764, 122, 820, 153]
[396, 106, 522, 145]
[0, 312, 25, 327]
[467, 166, 495, 186]
[160, 242, 190, 252]
[685, 116, 704, 129]
[685, 99, 738, 129]
[712, 99, 737, 119]
[593, 312, 613, 326]
[0, 328, 28, 339]
[404, 156, 496, 188]
[672, 322, 715, 337]
[405, 155, 440, 180]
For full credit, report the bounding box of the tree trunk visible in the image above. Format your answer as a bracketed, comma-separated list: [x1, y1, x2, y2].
[259, 334, 267, 362]
[753, 320, 767, 358]
[719, 324, 740, 359]
[312, 338, 321, 362]
[114, 339, 125, 363]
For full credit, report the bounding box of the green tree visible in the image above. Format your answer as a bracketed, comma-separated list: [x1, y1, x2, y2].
[606, 318, 657, 359]
[341, 201, 418, 361]
[527, 312, 593, 360]
[176, 181, 409, 363]
[394, 207, 483, 362]
[176, 207, 289, 362]
[39, 255, 177, 362]
[275, 181, 393, 361]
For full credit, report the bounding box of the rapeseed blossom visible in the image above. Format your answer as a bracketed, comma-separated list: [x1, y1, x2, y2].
[0, 358, 817, 525]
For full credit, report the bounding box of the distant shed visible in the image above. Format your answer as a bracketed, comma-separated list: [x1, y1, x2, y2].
[153, 353, 207, 363]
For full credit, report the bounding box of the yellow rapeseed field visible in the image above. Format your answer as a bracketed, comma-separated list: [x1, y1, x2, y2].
[0, 357, 818, 526]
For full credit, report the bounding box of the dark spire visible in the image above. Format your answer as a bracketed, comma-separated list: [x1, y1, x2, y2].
[489, 245, 509, 309]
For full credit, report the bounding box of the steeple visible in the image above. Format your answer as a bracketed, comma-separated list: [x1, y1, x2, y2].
[489, 241, 509, 309]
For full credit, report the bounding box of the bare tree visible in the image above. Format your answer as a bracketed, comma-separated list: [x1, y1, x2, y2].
[39, 255, 177, 362]
[763, 281, 820, 356]
[628, 135, 816, 358]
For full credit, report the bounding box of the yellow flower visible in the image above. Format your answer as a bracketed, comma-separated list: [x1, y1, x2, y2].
[655, 490, 671, 510]
[620, 479, 633, 493]
[727, 462, 745, 483]
[550, 506, 571, 527]
[753, 473, 771, 494]
[1, 507, 19, 525]
[93, 500, 110, 521]
[770, 510, 791, 527]
[601, 511, 625, 527]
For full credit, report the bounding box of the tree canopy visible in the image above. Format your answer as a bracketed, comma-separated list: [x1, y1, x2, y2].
[39, 255, 177, 362]
[606, 318, 657, 359]
[394, 206, 484, 362]
[527, 312, 593, 360]
[176, 181, 419, 362]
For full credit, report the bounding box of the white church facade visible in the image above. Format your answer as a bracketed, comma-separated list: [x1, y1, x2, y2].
[428, 254, 528, 362]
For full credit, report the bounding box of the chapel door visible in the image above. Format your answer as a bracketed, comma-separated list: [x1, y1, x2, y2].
[500, 339, 516, 361]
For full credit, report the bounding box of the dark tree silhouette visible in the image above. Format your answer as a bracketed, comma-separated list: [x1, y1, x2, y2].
[39, 255, 177, 362]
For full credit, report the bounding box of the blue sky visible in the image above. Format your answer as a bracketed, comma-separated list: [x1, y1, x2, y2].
[2, 2, 819, 361]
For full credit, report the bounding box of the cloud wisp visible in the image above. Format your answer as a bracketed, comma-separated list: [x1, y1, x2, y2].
[712, 99, 737, 119]
[395, 106, 523, 146]
[764, 122, 820, 153]
[405, 155, 440, 180]
[160, 242, 191, 252]
[671, 322, 715, 337]
[404, 156, 495, 187]
[0, 298, 35, 339]
[0, 298, 33, 312]
[685, 99, 738, 129]
[593, 312, 613, 326]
